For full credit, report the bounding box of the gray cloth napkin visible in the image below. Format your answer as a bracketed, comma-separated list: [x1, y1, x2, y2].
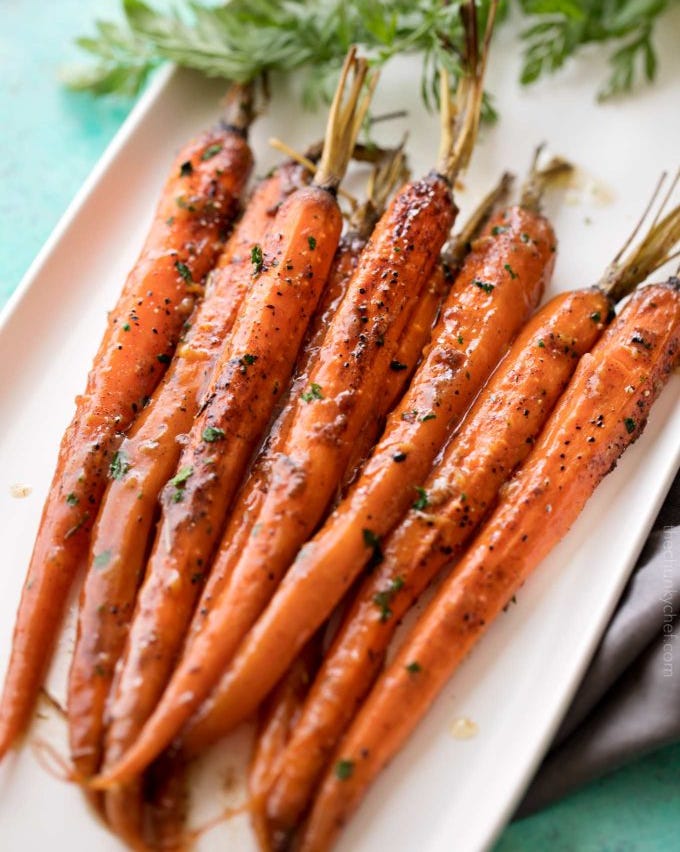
[516, 470, 680, 818]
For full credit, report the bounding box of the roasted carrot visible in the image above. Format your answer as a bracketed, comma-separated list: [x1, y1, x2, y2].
[262, 185, 680, 840]
[179, 182, 559, 757]
[177, 199, 550, 751]
[215, 173, 509, 847]
[264, 287, 606, 837]
[300, 277, 680, 851]
[101, 4, 500, 778]
[145, 752, 189, 852]
[101, 141, 456, 780]
[66, 157, 312, 785]
[237, 176, 508, 841]
[186, 147, 412, 649]
[249, 637, 322, 852]
[0, 87, 254, 760]
[91, 50, 373, 798]
[340, 171, 515, 492]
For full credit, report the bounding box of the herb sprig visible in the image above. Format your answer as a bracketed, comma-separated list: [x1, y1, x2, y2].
[63, 1, 674, 108]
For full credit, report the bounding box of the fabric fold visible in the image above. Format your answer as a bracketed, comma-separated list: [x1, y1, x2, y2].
[516, 473, 679, 818]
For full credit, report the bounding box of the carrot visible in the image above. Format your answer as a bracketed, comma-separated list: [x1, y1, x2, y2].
[300, 277, 680, 851]
[66, 157, 313, 785]
[108, 3, 499, 775]
[340, 171, 515, 492]
[100, 132, 458, 780]
[0, 86, 254, 760]
[264, 285, 605, 837]
[238, 174, 510, 841]
[186, 146, 412, 649]
[249, 637, 322, 852]
[91, 50, 373, 797]
[262, 182, 680, 841]
[179, 172, 558, 758]
[145, 752, 190, 852]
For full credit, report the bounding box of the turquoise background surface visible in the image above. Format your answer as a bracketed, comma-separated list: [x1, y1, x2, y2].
[1, 2, 678, 849]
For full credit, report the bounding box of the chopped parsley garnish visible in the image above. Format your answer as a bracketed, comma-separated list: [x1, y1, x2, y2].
[201, 143, 223, 160]
[537, 339, 545, 348]
[335, 759, 354, 781]
[202, 426, 226, 443]
[169, 465, 193, 503]
[473, 279, 495, 294]
[94, 549, 112, 568]
[109, 450, 130, 480]
[122, 322, 131, 331]
[250, 244, 264, 273]
[420, 412, 436, 422]
[457, 334, 464, 345]
[504, 263, 518, 279]
[590, 312, 601, 323]
[372, 576, 405, 621]
[491, 225, 508, 235]
[175, 260, 192, 282]
[157, 353, 172, 364]
[179, 160, 193, 177]
[390, 360, 408, 372]
[393, 451, 407, 463]
[301, 383, 324, 402]
[362, 528, 383, 568]
[405, 661, 422, 674]
[412, 486, 429, 511]
[624, 417, 636, 434]
[520, 232, 531, 243]
[176, 195, 196, 212]
[66, 492, 79, 506]
[308, 235, 317, 250]
[170, 466, 194, 487]
[239, 353, 258, 373]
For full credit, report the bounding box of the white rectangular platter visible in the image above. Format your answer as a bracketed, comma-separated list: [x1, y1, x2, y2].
[1, 15, 679, 851]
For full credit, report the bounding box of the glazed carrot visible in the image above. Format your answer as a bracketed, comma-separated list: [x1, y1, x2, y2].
[263, 187, 680, 839]
[105, 4, 500, 776]
[0, 87, 254, 760]
[340, 171, 515, 491]
[264, 287, 605, 837]
[180, 178, 553, 755]
[249, 637, 322, 852]
[187, 147, 411, 648]
[66, 158, 312, 784]
[92, 50, 373, 796]
[103, 145, 455, 781]
[226, 175, 510, 845]
[301, 278, 680, 851]
[177, 196, 549, 750]
[145, 754, 189, 852]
